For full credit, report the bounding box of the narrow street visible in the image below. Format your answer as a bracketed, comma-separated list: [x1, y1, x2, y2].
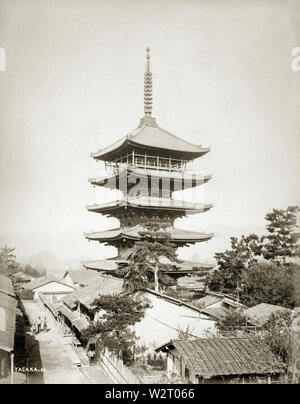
[22, 301, 111, 384]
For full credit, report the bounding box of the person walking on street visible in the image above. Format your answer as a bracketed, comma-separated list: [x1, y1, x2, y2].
[32, 320, 36, 336]
[43, 316, 48, 332]
[37, 316, 42, 334]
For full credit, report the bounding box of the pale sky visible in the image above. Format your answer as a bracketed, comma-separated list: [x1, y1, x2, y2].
[0, 0, 299, 260]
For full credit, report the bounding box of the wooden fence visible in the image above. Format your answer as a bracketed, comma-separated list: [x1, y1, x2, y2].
[98, 349, 143, 384]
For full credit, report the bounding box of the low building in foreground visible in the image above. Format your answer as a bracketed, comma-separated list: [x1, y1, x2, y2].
[53, 283, 217, 351]
[196, 291, 244, 311]
[156, 337, 286, 384]
[126, 289, 217, 349]
[0, 275, 17, 385]
[62, 270, 100, 289]
[24, 276, 74, 303]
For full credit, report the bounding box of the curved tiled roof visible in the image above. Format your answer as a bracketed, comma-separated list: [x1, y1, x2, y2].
[91, 123, 209, 162]
[87, 197, 213, 215]
[85, 225, 213, 243]
[24, 277, 73, 291]
[82, 259, 120, 272]
[89, 168, 212, 189]
[82, 258, 213, 274]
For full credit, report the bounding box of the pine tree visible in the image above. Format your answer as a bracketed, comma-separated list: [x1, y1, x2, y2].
[82, 294, 146, 364]
[262, 206, 300, 265]
[122, 219, 179, 292]
[208, 234, 263, 293]
[0, 245, 19, 277]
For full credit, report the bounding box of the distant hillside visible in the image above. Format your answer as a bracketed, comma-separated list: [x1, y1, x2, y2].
[18, 252, 82, 276]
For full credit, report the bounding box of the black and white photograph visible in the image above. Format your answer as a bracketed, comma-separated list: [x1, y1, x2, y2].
[0, 0, 300, 387]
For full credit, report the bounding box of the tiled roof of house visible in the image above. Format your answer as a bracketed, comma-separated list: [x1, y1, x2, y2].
[39, 293, 58, 318]
[0, 274, 15, 297]
[62, 294, 78, 310]
[24, 277, 72, 291]
[196, 295, 223, 308]
[57, 304, 89, 332]
[245, 303, 292, 327]
[0, 292, 17, 352]
[156, 337, 285, 378]
[201, 307, 229, 319]
[64, 270, 99, 287]
[74, 276, 124, 309]
[126, 289, 216, 321]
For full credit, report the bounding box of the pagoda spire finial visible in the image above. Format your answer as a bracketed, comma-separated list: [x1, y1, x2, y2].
[144, 47, 152, 117]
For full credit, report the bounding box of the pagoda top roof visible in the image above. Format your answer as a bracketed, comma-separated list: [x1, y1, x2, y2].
[91, 48, 209, 162]
[91, 120, 210, 162]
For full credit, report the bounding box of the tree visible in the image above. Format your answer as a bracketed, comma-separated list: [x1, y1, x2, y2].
[23, 264, 46, 278]
[208, 206, 300, 295]
[216, 310, 249, 335]
[0, 245, 19, 277]
[82, 294, 146, 365]
[259, 311, 294, 365]
[122, 219, 179, 292]
[208, 234, 263, 293]
[294, 263, 300, 307]
[216, 309, 293, 370]
[262, 206, 300, 265]
[241, 261, 295, 309]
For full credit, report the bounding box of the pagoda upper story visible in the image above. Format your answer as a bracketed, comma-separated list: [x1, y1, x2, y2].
[91, 48, 209, 170]
[84, 48, 213, 270]
[89, 49, 212, 205]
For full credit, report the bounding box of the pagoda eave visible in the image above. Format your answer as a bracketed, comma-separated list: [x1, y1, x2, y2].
[89, 169, 212, 189]
[85, 49, 213, 279]
[90, 125, 210, 162]
[84, 227, 214, 244]
[82, 258, 215, 275]
[86, 198, 213, 215]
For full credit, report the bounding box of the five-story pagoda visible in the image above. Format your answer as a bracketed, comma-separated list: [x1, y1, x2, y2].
[84, 48, 213, 279]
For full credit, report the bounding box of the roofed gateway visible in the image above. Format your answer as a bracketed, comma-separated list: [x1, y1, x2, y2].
[84, 48, 213, 276]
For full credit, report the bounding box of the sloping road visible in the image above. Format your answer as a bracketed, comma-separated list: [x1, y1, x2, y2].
[22, 301, 110, 384]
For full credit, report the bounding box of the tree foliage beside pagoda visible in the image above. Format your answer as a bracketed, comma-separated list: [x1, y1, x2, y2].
[209, 234, 263, 292]
[208, 206, 299, 308]
[262, 206, 300, 264]
[241, 261, 295, 308]
[82, 294, 147, 365]
[120, 219, 179, 292]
